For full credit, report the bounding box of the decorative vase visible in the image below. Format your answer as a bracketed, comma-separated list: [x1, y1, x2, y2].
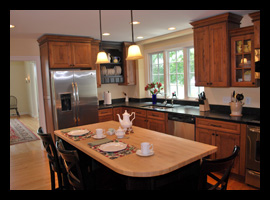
[152, 94, 157, 104]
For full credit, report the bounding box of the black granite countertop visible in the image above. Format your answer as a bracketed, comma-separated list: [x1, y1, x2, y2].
[98, 101, 260, 125]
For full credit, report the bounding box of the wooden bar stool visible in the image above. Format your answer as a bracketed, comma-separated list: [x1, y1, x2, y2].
[37, 127, 69, 190]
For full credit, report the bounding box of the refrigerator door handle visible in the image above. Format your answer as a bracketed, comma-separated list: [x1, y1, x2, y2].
[72, 82, 77, 102]
[72, 82, 77, 124]
[75, 82, 80, 103]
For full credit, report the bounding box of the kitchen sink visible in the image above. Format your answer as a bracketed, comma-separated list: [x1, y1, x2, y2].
[141, 104, 180, 110]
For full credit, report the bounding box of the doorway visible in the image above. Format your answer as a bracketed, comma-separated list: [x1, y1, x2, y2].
[10, 56, 46, 132]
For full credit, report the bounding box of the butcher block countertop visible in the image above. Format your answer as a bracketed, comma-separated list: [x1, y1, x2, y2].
[54, 121, 217, 177]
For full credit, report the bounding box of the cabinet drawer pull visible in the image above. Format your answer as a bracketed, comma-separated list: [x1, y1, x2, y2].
[210, 124, 222, 127]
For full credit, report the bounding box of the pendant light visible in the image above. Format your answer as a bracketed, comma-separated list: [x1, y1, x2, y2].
[126, 10, 143, 60]
[96, 10, 110, 64]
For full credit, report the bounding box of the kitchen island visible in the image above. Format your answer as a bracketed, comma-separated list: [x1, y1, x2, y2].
[54, 121, 217, 190]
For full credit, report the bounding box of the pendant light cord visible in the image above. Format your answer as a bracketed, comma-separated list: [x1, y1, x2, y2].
[99, 10, 103, 50]
[131, 10, 134, 43]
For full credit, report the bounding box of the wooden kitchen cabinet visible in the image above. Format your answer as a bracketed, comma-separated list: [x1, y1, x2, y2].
[230, 26, 259, 87]
[130, 108, 167, 133]
[100, 41, 136, 86]
[98, 108, 113, 122]
[249, 11, 260, 49]
[132, 108, 148, 129]
[38, 35, 95, 69]
[146, 110, 167, 133]
[119, 42, 136, 86]
[191, 13, 242, 87]
[49, 42, 92, 68]
[196, 118, 242, 175]
[113, 107, 123, 121]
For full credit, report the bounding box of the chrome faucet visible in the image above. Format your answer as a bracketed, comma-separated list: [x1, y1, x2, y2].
[163, 93, 168, 105]
[171, 92, 177, 106]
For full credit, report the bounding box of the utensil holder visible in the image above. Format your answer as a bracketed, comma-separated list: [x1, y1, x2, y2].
[199, 99, 210, 112]
[230, 102, 244, 116]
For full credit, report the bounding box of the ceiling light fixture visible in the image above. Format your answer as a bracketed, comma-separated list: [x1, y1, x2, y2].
[126, 10, 143, 61]
[130, 21, 140, 25]
[10, 24, 15, 29]
[96, 10, 110, 64]
[168, 27, 176, 30]
[137, 36, 144, 39]
[103, 33, 110, 36]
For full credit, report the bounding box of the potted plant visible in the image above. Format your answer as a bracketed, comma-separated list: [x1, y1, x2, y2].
[145, 82, 163, 104]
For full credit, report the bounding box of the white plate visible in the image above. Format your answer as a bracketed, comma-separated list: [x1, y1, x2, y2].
[136, 149, 154, 157]
[99, 142, 127, 152]
[67, 129, 89, 136]
[93, 134, 106, 139]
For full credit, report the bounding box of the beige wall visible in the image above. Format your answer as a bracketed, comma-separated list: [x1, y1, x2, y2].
[10, 61, 30, 115]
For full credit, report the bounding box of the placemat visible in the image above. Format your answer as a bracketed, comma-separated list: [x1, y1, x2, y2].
[61, 129, 94, 141]
[88, 139, 138, 160]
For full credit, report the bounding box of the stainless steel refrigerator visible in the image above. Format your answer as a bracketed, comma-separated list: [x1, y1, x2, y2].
[51, 70, 99, 130]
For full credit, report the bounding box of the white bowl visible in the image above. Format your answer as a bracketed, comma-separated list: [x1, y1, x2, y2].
[115, 131, 125, 138]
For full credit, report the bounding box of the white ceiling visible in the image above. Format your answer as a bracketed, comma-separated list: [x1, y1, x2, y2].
[10, 10, 258, 42]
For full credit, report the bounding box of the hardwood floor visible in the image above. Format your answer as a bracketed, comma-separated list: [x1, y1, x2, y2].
[10, 115, 53, 190]
[10, 115, 258, 190]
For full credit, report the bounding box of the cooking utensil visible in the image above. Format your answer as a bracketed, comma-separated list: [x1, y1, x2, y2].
[236, 93, 244, 102]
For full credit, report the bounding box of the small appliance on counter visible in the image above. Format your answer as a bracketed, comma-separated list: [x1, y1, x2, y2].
[198, 91, 210, 112]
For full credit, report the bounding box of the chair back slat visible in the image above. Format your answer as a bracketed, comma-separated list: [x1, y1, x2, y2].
[56, 139, 86, 190]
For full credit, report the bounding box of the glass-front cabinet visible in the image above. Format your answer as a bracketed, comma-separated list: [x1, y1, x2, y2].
[231, 31, 259, 87]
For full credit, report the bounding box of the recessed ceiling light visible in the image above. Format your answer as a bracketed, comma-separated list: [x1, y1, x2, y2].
[10, 24, 15, 29]
[168, 27, 176, 30]
[137, 36, 144, 39]
[102, 33, 110, 36]
[130, 21, 140, 25]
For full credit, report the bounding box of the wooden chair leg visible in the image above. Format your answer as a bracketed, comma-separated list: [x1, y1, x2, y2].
[57, 171, 63, 190]
[16, 108, 20, 117]
[49, 165, 55, 190]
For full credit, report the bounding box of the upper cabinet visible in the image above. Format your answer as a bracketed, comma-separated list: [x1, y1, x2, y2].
[38, 35, 95, 69]
[249, 11, 260, 49]
[230, 26, 259, 87]
[99, 41, 136, 86]
[191, 13, 242, 87]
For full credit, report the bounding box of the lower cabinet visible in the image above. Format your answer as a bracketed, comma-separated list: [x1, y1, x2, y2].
[99, 107, 167, 133]
[196, 118, 243, 175]
[98, 108, 113, 122]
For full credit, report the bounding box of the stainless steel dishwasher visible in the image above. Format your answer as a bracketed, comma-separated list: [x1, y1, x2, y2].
[167, 113, 195, 140]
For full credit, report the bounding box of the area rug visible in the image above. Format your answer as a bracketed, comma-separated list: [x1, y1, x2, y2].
[10, 118, 40, 145]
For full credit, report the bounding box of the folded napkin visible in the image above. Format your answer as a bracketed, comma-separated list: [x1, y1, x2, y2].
[61, 128, 81, 133]
[88, 138, 113, 147]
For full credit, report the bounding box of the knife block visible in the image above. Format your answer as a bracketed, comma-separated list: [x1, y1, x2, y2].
[199, 99, 210, 112]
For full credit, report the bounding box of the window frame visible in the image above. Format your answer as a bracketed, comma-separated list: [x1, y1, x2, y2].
[145, 41, 203, 100]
